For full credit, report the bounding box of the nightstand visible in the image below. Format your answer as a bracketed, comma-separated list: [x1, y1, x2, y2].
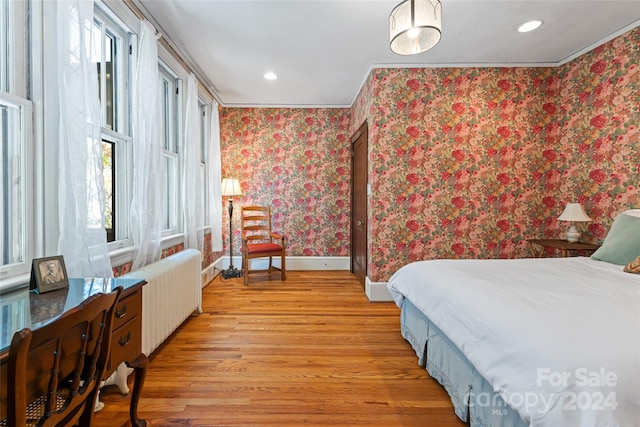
[527, 239, 600, 258]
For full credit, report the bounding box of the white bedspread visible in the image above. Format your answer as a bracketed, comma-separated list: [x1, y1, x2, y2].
[388, 257, 640, 427]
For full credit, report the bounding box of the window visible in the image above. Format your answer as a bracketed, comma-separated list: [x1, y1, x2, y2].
[93, 9, 128, 133]
[199, 101, 208, 225]
[1, 0, 25, 95]
[0, 98, 32, 279]
[102, 140, 115, 242]
[159, 64, 181, 234]
[1, 0, 32, 284]
[93, 7, 132, 245]
[0, 94, 33, 278]
[1, 0, 9, 92]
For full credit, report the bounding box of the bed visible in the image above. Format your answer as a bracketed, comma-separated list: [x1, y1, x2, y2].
[387, 210, 640, 427]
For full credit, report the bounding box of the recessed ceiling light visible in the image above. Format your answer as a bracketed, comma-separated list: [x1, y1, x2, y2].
[518, 20, 543, 33]
[264, 72, 277, 80]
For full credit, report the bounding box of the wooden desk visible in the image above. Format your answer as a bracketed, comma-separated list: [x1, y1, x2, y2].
[0, 277, 148, 426]
[528, 239, 600, 258]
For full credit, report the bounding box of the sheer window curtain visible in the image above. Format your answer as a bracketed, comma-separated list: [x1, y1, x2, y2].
[56, 0, 112, 278]
[183, 74, 203, 251]
[131, 20, 164, 270]
[208, 101, 223, 252]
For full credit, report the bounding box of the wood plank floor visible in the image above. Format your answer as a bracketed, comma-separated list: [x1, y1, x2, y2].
[94, 271, 466, 426]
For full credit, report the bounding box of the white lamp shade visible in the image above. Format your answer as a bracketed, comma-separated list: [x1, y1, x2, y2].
[558, 203, 592, 222]
[390, 0, 442, 55]
[221, 178, 242, 197]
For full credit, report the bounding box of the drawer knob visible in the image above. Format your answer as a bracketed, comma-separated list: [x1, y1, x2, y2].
[119, 332, 132, 347]
[115, 304, 128, 318]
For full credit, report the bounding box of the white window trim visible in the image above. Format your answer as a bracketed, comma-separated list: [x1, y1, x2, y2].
[158, 61, 183, 237]
[102, 129, 133, 252]
[0, 93, 34, 288]
[93, 3, 137, 257]
[1, 0, 26, 96]
[93, 7, 132, 136]
[198, 99, 209, 227]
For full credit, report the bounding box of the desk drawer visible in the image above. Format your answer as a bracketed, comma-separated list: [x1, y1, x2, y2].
[111, 315, 142, 368]
[113, 288, 142, 331]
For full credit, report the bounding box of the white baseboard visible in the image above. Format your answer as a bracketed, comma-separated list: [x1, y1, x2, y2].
[215, 256, 350, 272]
[212, 256, 393, 302]
[365, 276, 393, 302]
[201, 263, 217, 288]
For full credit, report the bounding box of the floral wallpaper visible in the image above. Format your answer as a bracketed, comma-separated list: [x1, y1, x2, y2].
[112, 242, 186, 277]
[554, 34, 640, 240]
[219, 108, 352, 258]
[113, 28, 638, 285]
[351, 27, 639, 282]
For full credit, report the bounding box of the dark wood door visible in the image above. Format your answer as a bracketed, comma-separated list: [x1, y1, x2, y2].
[351, 122, 368, 287]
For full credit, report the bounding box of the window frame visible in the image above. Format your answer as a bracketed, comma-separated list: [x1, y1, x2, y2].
[158, 62, 182, 237]
[101, 129, 133, 250]
[0, 92, 34, 283]
[0, 0, 32, 289]
[94, 6, 130, 136]
[93, 5, 134, 252]
[198, 100, 209, 227]
[1, 0, 26, 95]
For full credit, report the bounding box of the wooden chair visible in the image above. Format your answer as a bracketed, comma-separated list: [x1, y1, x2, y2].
[241, 206, 286, 286]
[3, 287, 122, 427]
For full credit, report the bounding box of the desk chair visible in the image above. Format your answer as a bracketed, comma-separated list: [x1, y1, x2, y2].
[3, 287, 121, 426]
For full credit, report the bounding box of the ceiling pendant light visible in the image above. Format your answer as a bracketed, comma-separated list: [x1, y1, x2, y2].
[390, 0, 442, 55]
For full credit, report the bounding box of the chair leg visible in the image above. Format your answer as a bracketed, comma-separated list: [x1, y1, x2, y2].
[269, 257, 273, 273]
[281, 252, 286, 281]
[243, 255, 248, 286]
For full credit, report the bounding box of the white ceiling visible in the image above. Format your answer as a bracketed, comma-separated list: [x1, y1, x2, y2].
[137, 0, 640, 108]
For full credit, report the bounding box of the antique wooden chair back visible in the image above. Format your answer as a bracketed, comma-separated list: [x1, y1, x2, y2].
[240, 206, 286, 286]
[4, 287, 121, 427]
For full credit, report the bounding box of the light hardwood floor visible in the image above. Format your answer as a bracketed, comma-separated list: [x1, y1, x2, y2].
[94, 271, 466, 426]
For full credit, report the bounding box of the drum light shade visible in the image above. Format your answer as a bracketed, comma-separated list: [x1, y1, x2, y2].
[390, 0, 442, 55]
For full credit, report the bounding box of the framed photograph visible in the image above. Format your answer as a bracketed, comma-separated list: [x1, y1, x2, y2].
[30, 256, 69, 294]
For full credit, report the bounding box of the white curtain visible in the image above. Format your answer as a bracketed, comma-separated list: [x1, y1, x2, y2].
[208, 101, 223, 252]
[56, 0, 113, 278]
[130, 20, 164, 270]
[183, 73, 203, 251]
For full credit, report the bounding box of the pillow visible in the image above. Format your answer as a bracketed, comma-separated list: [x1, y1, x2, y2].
[590, 213, 640, 265]
[622, 209, 640, 218]
[624, 255, 640, 274]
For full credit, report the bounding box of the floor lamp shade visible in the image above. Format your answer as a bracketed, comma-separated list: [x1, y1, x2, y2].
[221, 178, 242, 197]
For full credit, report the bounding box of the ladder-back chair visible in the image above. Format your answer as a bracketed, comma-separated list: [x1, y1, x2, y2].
[3, 287, 121, 427]
[241, 206, 286, 286]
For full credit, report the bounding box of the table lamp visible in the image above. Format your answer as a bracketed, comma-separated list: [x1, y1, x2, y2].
[221, 178, 243, 279]
[557, 203, 592, 243]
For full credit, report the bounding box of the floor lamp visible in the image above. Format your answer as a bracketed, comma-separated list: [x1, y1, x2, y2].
[221, 178, 243, 279]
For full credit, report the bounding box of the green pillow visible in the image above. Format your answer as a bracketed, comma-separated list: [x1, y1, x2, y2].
[591, 213, 640, 265]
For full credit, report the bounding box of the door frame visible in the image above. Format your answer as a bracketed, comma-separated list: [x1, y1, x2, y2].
[350, 121, 368, 286]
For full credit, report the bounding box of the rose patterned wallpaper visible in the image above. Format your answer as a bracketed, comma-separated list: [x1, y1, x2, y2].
[113, 242, 186, 277]
[219, 108, 352, 259]
[554, 35, 640, 240]
[113, 28, 638, 285]
[113, 236, 215, 280]
[350, 27, 639, 282]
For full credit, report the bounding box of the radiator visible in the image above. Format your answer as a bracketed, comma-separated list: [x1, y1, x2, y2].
[122, 248, 203, 355]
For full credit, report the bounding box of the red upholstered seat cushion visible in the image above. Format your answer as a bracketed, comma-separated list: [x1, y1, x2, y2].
[247, 243, 283, 255]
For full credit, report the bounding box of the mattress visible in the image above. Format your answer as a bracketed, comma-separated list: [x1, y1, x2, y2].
[388, 256, 640, 427]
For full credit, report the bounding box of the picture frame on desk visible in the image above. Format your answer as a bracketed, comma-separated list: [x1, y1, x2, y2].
[30, 255, 69, 294]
